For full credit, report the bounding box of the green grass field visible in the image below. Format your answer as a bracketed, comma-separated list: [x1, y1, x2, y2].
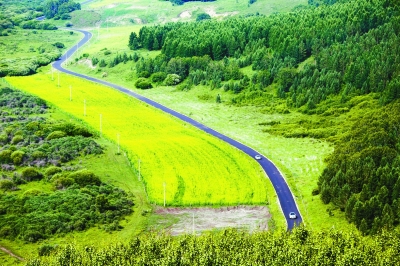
[5, 68, 274, 208]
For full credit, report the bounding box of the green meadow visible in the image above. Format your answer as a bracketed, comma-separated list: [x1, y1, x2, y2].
[80, 0, 307, 26]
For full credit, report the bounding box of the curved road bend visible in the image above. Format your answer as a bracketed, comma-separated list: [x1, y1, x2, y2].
[52, 29, 302, 230]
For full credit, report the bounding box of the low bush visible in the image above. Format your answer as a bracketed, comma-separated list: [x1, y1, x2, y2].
[45, 166, 62, 178]
[68, 170, 101, 187]
[134, 78, 153, 89]
[151, 72, 167, 83]
[46, 130, 66, 140]
[0, 179, 14, 191]
[164, 74, 181, 86]
[21, 167, 43, 181]
[10, 150, 25, 165]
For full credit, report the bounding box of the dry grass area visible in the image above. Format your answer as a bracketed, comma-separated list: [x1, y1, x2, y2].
[154, 206, 271, 235]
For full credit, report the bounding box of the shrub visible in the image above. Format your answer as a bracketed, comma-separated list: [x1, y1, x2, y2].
[11, 135, 24, 144]
[61, 13, 71, 20]
[23, 229, 44, 243]
[138, 71, 151, 78]
[151, 72, 167, 83]
[0, 226, 12, 238]
[0, 133, 8, 144]
[32, 150, 46, 160]
[104, 50, 111, 55]
[312, 188, 320, 196]
[45, 166, 62, 178]
[53, 176, 75, 189]
[53, 42, 65, 49]
[21, 167, 43, 182]
[46, 130, 66, 140]
[68, 170, 101, 187]
[11, 150, 25, 165]
[22, 189, 42, 197]
[38, 244, 57, 256]
[0, 179, 14, 191]
[134, 78, 153, 89]
[176, 80, 193, 91]
[164, 74, 181, 86]
[196, 13, 211, 21]
[0, 149, 12, 163]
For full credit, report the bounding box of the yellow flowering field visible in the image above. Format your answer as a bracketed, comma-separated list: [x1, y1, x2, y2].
[6, 67, 268, 206]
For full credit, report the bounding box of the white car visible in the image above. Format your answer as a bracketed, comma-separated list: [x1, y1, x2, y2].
[255, 155, 262, 160]
[289, 212, 297, 219]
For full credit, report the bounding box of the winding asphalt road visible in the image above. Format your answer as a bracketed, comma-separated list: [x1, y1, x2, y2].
[52, 29, 302, 230]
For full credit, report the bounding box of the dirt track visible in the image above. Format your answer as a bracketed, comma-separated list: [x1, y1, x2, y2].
[0, 246, 24, 262]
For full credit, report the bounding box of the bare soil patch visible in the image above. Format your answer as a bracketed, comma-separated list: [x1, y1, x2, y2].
[204, 7, 238, 18]
[179, 10, 192, 19]
[154, 206, 270, 235]
[78, 58, 96, 70]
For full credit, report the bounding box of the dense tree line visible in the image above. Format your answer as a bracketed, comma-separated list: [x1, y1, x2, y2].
[128, 0, 400, 107]
[0, 88, 134, 243]
[318, 101, 400, 234]
[26, 227, 400, 265]
[43, 0, 80, 19]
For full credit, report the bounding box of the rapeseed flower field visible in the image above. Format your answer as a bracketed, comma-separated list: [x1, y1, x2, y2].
[6, 68, 269, 206]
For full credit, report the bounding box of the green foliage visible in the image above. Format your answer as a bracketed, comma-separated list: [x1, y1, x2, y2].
[151, 72, 167, 83]
[52, 42, 65, 49]
[46, 130, 66, 140]
[0, 149, 12, 163]
[67, 170, 101, 187]
[164, 74, 181, 86]
[24, 228, 400, 265]
[196, 13, 211, 21]
[43, 0, 80, 19]
[216, 94, 221, 103]
[0, 184, 133, 242]
[10, 150, 24, 165]
[318, 102, 400, 234]
[21, 167, 43, 181]
[134, 78, 153, 89]
[0, 179, 14, 191]
[45, 166, 62, 178]
[20, 21, 57, 30]
[0, 89, 102, 167]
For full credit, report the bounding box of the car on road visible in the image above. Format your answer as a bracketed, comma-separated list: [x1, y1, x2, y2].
[255, 155, 262, 160]
[289, 212, 297, 219]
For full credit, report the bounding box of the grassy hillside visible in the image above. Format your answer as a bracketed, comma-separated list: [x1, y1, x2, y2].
[77, 0, 307, 26]
[0, 29, 82, 76]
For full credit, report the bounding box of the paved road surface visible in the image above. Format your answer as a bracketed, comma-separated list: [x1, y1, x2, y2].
[52, 29, 303, 230]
